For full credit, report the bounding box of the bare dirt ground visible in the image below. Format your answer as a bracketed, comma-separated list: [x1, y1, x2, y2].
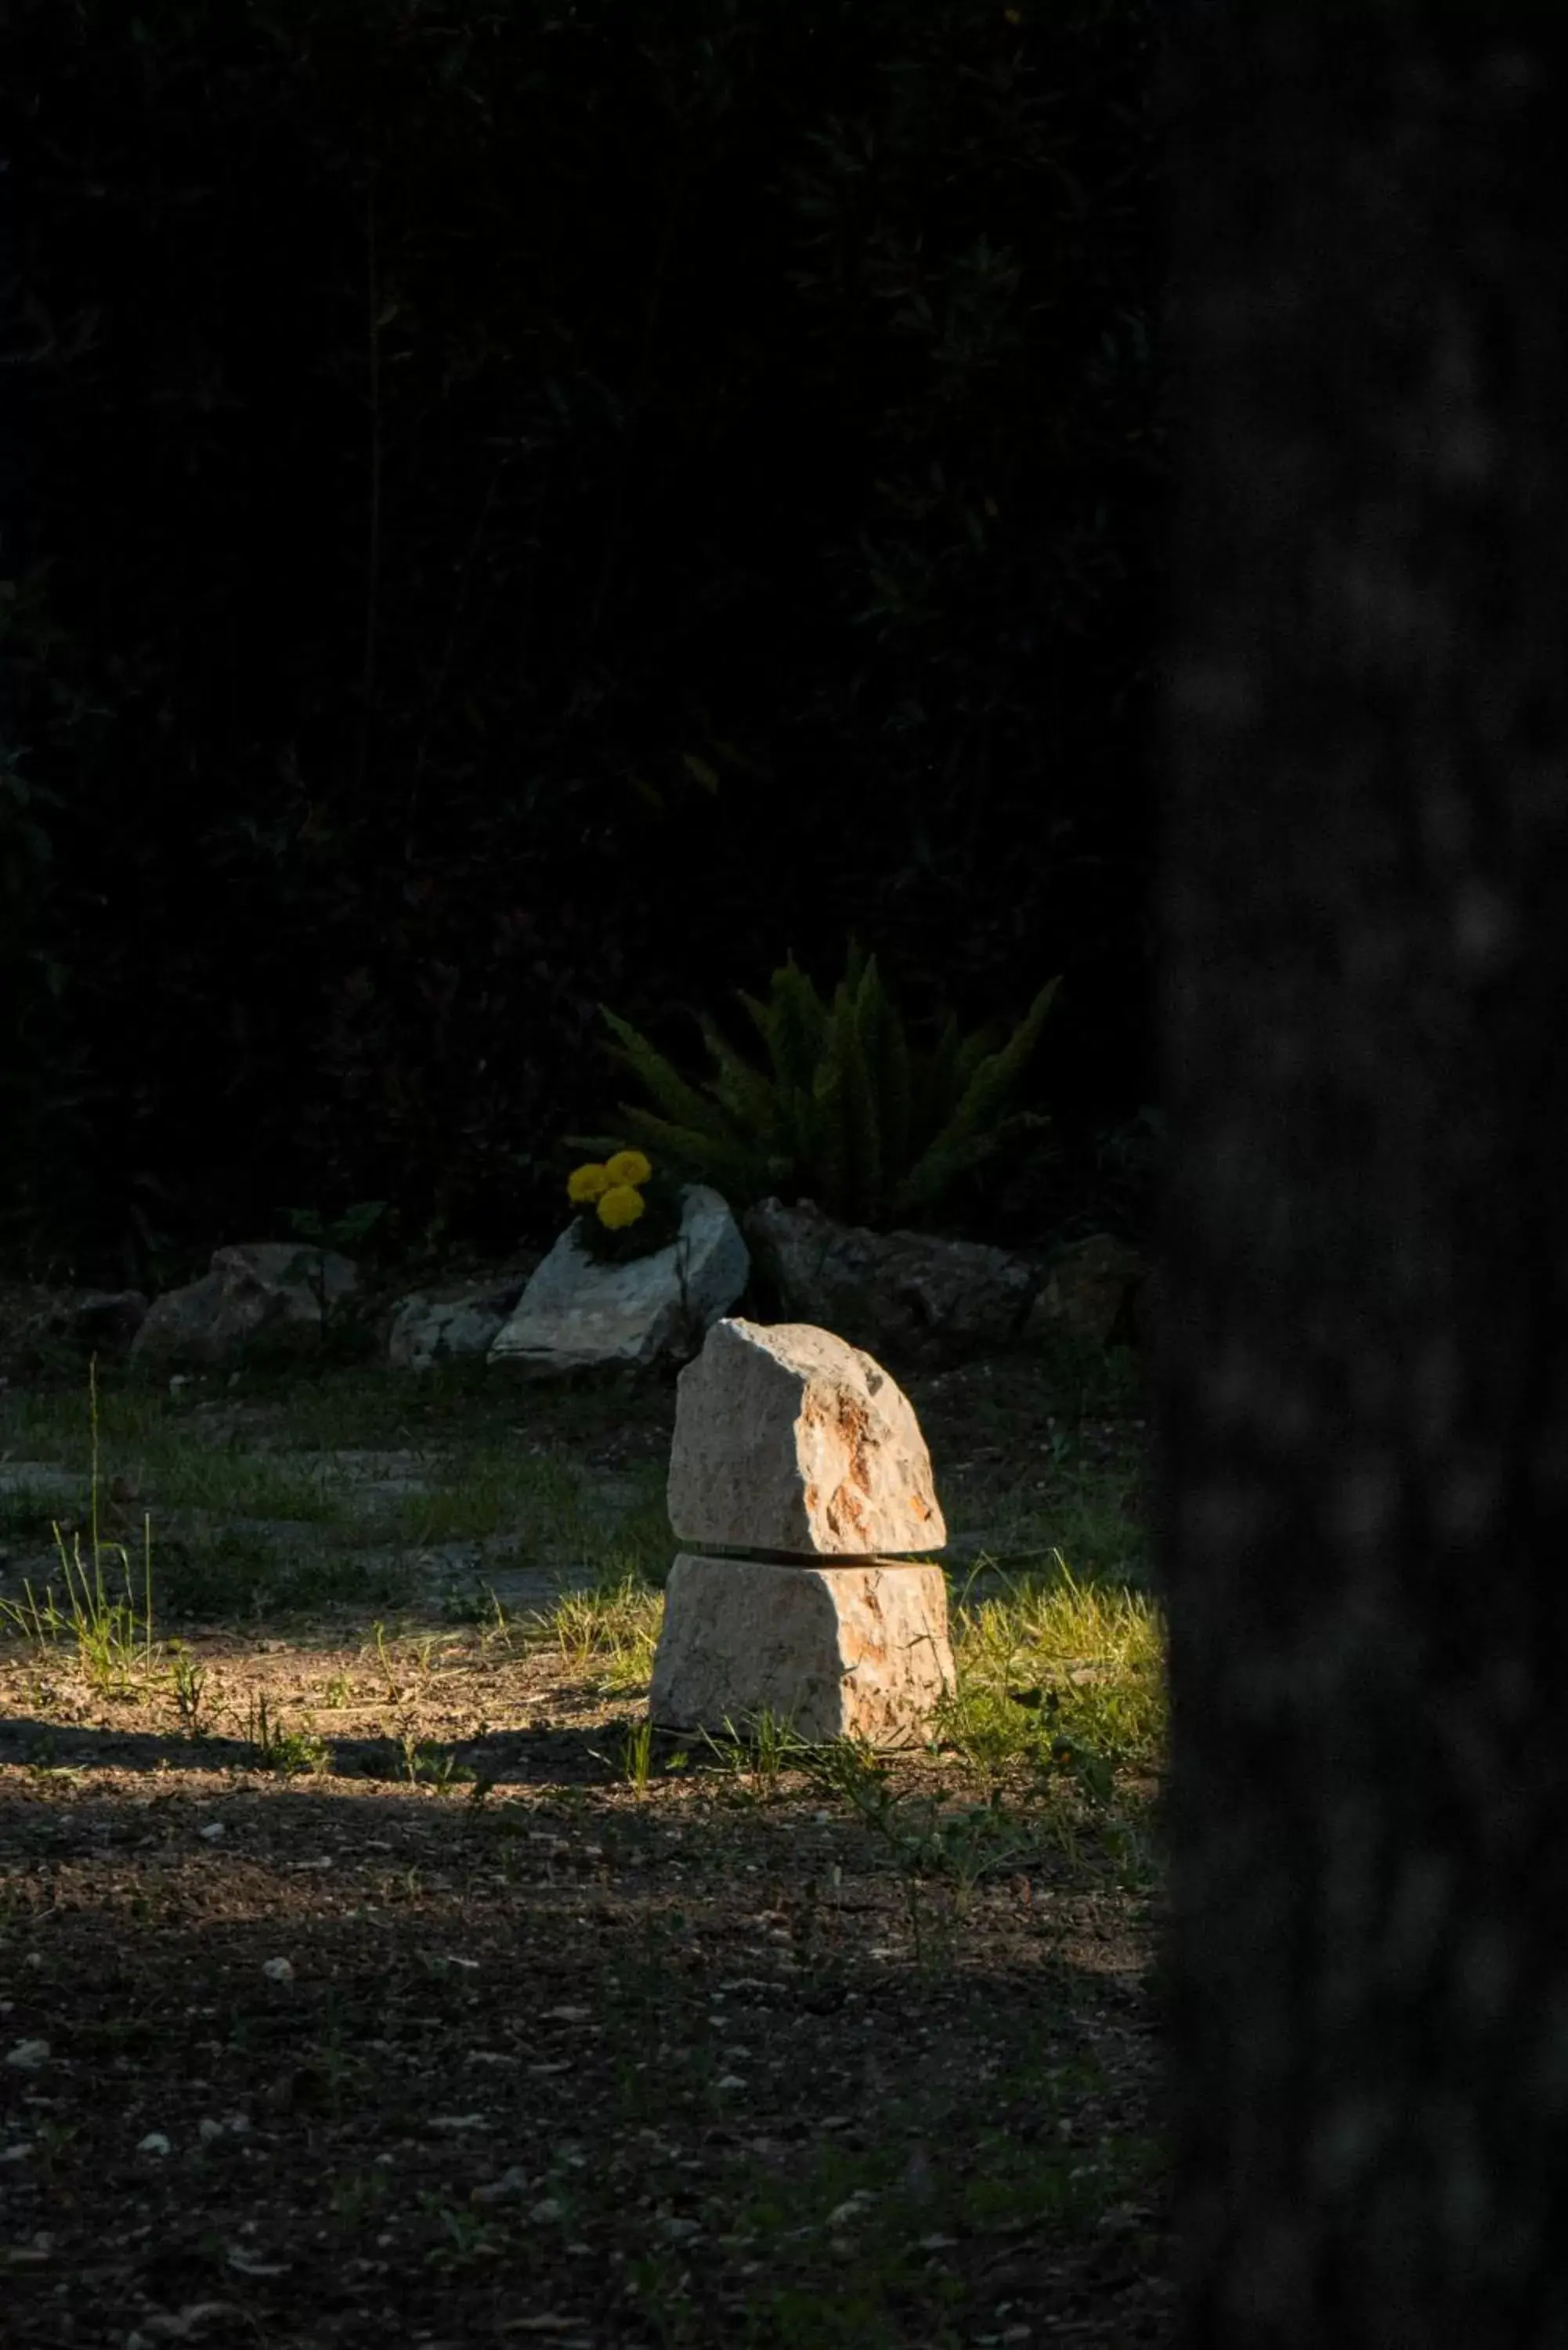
[1, 1347, 1170, 2350]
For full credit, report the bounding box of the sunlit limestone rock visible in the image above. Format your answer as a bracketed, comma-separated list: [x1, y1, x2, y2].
[649, 1555, 954, 1748]
[651, 1318, 953, 1749]
[665, 1317, 947, 1556]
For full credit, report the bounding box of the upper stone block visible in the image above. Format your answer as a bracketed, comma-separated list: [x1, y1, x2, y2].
[667, 1317, 947, 1556]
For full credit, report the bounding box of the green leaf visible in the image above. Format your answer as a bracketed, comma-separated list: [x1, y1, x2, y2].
[613, 1106, 758, 1198]
[955, 1018, 1003, 1094]
[337, 1199, 388, 1246]
[762, 961, 830, 1099]
[919, 1009, 964, 1142]
[896, 980, 1059, 1215]
[562, 1133, 634, 1161]
[600, 1007, 721, 1134]
[869, 970, 912, 1217]
[891, 1132, 1002, 1217]
[809, 1056, 847, 1217]
[681, 752, 720, 794]
[698, 1014, 782, 1153]
[839, 973, 882, 1226]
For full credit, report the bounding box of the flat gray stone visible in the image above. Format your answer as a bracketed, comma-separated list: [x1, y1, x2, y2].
[489, 1186, 747, 1374]
[128, 1243, 359, 1373]
[743, 1197, 1035, 1368]
[386, 1275, 532, 1371]
[649, 1554, 954, 1747]
[666, 1318, 946, 1556]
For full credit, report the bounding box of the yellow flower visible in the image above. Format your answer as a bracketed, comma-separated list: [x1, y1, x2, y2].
[596, 1184, 647, 1231]
[605, 1148, 652, 1188]
[567, 1162, 612, 1204]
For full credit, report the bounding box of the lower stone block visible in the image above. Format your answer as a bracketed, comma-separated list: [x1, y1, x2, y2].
[649, 1554, 954, 1748]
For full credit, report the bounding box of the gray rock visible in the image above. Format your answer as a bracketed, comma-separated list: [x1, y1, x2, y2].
[0, 1286, 148, 1379]
[667, 1317, 946, 1556]
[1024, 1232, 1147, 1350]
[742, 1198, 1035, 1368]
[649, 1554, 954, 1747]
[128, 1242, 359, 1373]
[488, 1185, 748, 1375]
[386, 1273, 532, 1371]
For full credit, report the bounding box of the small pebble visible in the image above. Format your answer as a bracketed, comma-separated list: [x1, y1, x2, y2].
[470, 2166, 529, 2206]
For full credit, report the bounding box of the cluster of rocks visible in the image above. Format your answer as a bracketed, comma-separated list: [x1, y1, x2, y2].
[741, 1199, 1150, 1365]
[649, 1318, 955, 1747]
[0, 1194, 1151, 1387]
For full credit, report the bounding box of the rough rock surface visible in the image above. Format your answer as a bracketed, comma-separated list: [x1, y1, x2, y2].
[667, 1317, 946, 1556]
[128, 1244, 359, 1373]
[1024, 1233, 1148, 1350]
[489, 1186, 748, 1375]
[742, 1198, 1035, 1368]
[649, 1555, 954, 1746]
[0, 1286, 148, 1380]
[387, 1272, 533, 1372]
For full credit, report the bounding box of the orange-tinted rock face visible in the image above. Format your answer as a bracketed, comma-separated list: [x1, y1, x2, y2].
[649, 1556, 955, 1747]
[667, 1317, 948, 1558]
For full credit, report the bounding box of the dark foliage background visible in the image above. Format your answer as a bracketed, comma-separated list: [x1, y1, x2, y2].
[0, 0, 1165, 1288]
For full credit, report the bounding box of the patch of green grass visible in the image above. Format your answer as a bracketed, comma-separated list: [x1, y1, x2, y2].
[944, 1550, 1165, 1791]
[384, 1444, 587, 1546]
[251, 1353, 674, 1455]
[1042, 1477, 1149, 1586]
[691, 1707, 808, 1802]
[164, 1640, 213, 1735]
[0, 1360, 158, 1693]
[399, 1730, 475, 1793]
[591, 1482, 677, 1588]
[371, 1450, 672, 1586]
[1026, 1327, 1145, 1419]
[533, 1571, 664, 1692]
[246, 1692, 327, 1774]
[150, 1530, 419, 1622]
[143, 1448, 355, 1524]
[591, 1712, 659, 1793]
[437, 1581, 511, 1630]
[2, 1521, 157, 1696]
[939, 1410, 1150, 1592]
[241, 1365, 455, 1452]
[0, 1378, 170, 1462]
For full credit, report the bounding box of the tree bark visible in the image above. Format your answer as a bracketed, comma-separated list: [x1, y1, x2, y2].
[1158, 7, 1568, 2344]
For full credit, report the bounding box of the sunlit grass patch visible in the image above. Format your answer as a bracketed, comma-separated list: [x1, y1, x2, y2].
[0, 1518, 157, 1696]
[527, 1571, 664, 1692]
[944, 1549, 1165, 1788]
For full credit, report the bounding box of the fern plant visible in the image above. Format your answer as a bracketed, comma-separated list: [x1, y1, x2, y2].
[569, 947, 1059, 1230]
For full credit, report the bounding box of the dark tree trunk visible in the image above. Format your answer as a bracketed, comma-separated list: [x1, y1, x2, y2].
[1159, 8, 1568, 2345]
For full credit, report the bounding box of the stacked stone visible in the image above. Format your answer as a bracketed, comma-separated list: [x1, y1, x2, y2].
[649, 1318, 955, 1748]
